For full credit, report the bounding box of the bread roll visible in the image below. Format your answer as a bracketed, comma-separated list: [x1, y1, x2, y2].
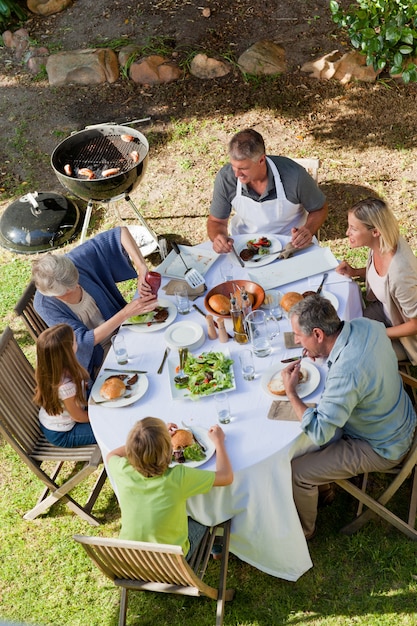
[100, 377, 126, 400]
[280, 291, 304, 313]
[209, 294, 230, 315]
[171, 429, 194, 450]
[267, 368, 309, 396]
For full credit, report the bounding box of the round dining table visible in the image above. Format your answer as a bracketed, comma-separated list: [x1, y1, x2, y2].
[89, 238, 364, 581]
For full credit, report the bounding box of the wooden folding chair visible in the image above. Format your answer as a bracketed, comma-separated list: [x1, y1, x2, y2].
[74, 520, 235, 626]
[0, 326, 106, 525]
[335, 371, 417, 540]
[14, 280, 48, 340]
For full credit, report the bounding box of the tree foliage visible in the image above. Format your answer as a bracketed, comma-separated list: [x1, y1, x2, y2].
[330, 0, 417, 82]
[0, 0, 26, 30]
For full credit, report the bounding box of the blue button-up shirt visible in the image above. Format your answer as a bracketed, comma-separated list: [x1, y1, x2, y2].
[301, 318, 416, 460]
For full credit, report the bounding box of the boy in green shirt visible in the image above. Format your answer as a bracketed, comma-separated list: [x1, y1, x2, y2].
[107, 417, 233, 559]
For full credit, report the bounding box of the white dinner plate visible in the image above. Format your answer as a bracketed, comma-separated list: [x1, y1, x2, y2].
[261, 360, 320, 401]
[155, 245, 219, 279]
[167, 349, 236, 400]
[164, 321, 205, 351]
[123, 298, 177, 333]
[90, 370, 149, 407]
[319, 290, 339, 312]
[233, 234, 283, 268]
[170, 426, 215, 468]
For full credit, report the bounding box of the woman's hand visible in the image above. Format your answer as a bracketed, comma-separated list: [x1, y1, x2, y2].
[336, 260, 354, 277]
[123, 293, 158, 319]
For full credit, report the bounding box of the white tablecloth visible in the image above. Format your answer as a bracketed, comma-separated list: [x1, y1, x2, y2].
[89, 241, 363, 581]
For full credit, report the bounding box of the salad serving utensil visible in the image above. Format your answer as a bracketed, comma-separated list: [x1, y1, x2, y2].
[174, 347, 189, 385]
[171, 242, 206, 289]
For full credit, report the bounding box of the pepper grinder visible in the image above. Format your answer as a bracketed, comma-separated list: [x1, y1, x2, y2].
[206, 315, 218, 340]
[217, 317, 229, 343]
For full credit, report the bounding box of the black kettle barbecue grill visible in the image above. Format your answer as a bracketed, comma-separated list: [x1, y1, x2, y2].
[50, 122, 163, 256]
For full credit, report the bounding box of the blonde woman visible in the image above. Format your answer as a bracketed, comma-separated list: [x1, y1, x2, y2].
[34, 324, 96, 447]
[336, 197, 417, 363]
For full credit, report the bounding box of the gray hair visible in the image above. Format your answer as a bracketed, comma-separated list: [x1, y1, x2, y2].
[32, 253, 79, 297]
[228, 128, 266, 162]
[289, 294, 341, 336]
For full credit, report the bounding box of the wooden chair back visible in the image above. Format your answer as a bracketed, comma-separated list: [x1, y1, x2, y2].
[291, 157, 320, 183]
[0, 326, 106, 525]
[74, 520, 235, 626]
[336, 370, 417, 540]
[14, 280, 48, 340]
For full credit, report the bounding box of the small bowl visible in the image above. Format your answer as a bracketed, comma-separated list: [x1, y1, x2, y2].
[204, 280, 265, 318]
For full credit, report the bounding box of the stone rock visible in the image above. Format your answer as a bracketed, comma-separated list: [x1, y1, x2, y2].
[25, 46, 50, 74]
[190, 53, 230, 79]
[2, 28, 30, 60]
[118, 44, 141, 68]
[129, 55, 181, 85]
[301, 50, 380, 84]
[27, 0, 72, 16]
[46, 48, 120, 86]
[238, 39, 286, 75]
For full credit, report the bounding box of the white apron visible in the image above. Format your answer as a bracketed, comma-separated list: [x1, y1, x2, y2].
[229, 157, 307, 236]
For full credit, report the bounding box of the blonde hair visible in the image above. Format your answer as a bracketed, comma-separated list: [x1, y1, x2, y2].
[349, 197, 399, 254]
[32, 253, 79, 296]
[126, 417, 172, 477]
[34, 324, 89, 415]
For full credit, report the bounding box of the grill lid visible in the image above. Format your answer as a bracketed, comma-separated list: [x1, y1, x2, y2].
[0, 191, 82, 254]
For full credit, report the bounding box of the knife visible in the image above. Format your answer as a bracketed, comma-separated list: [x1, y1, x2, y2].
[192, 304, 233, 339]
[316, 272, 328, 295]
[157, 346, 170, 374]
[181, 421, 207, 452]
[231, 244, 245, 267]
[104, 368, 147, 373]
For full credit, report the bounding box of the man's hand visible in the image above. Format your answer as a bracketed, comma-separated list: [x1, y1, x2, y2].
[212, 234, 234, 254]
[281, 360, 303, 397]
[291, 226, 313, 249]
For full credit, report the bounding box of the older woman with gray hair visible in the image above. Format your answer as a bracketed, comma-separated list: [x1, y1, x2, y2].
[33, 226, 157, 377]
[336, 197, 417, 364]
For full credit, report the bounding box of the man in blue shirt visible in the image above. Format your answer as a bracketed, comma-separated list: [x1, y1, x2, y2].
[281, 294, 416, 539]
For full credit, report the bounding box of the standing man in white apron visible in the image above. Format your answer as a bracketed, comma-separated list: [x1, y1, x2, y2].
[207, 129, 328, 254]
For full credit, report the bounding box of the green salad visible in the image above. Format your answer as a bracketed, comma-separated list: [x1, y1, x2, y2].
[175, 351, 234, 398]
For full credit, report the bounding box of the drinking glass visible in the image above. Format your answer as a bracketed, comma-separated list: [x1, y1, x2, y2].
[145, 271, 161, 296]
[239, 349, 255, 381]
[174, 284, 190, 314]
[111, 334, 128, 364]
[221, 262, 234, 282]
[215, 392, 231, 424]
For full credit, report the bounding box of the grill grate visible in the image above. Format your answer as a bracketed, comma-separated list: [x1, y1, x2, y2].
[68, 134, 144, 178]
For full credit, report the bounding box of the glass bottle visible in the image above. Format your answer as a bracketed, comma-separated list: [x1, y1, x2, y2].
[230, 295, 248, 344]
[240, 288, 252, 333]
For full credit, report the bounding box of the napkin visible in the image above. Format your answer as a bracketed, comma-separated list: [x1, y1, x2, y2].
[162, 279, 205, 300]
[268, 401, 316, 421]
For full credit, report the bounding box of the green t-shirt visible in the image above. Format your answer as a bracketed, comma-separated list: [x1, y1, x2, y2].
[108, 456, 215, 555]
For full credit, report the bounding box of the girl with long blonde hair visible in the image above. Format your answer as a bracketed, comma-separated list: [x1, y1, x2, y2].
[34, 323, 96, 447]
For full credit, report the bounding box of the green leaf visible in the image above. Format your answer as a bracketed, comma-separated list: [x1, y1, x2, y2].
[385, 26, 402, 44]
[399, 45, 413, 54]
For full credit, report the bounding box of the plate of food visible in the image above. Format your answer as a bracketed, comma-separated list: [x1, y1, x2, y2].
[90, 370, 149, 407]
[299, 289, 340, 312]
[234, 234, 283, 267]
[261, 360, 320, 401]
[155, 245, 219, 279]
[123, 297, 177, 333]
[170, 426, 215, 468]
[168, 350, 236, 400]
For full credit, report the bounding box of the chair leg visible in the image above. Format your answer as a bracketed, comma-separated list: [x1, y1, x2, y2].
[119, 588, 128, 626]
[216, 520, 235, 626]
[407, 467, 417, 527]
[83, 467, 107, 513]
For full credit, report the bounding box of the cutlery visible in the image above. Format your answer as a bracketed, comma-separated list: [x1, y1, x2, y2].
[181, 421, 207, 452]
[104, 368, 147, 373]
[251, 251, 282, 263]
[174, 347, 189, 385]
[192, 304, 233, 338]
[157, 346, 170, 374]
[316, 272, 328, 295]
[231, 244, 245, 267]
[171, 242, 206, 289]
